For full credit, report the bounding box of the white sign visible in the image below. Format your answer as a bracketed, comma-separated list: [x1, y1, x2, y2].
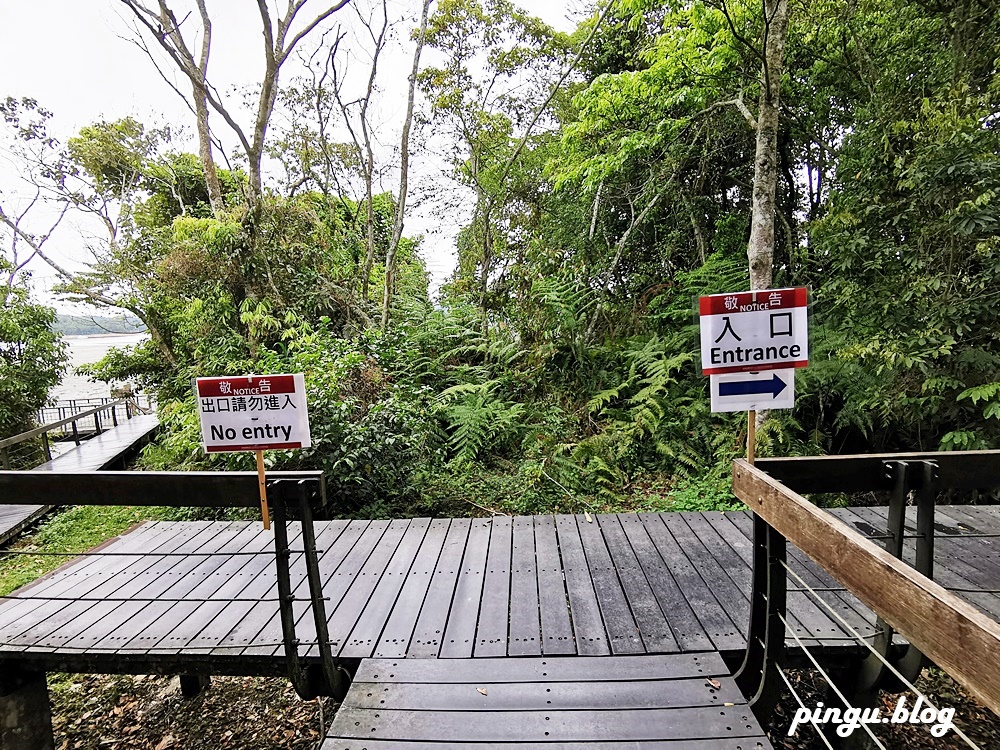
[710, 369, 795, 412]
[195, 374, 311, 453]
[700, 287, 809, 375]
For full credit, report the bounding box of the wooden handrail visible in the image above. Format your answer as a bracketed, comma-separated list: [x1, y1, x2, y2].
[0, 470, 327, 509]
[755, 450, 1000, 493]
[733, 459, 1000, 715]
[0, 400, 128, 450]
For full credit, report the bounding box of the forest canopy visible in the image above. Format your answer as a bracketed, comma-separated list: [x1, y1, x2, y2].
[1, 0, 997, 515]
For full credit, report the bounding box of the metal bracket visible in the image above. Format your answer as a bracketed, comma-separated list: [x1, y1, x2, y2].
[271, 477, 347, 700]
[736, 512, 787, 714]
[857, 460, 937, 693]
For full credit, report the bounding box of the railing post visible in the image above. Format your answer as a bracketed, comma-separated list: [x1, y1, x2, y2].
[1, 447, 10, 471]
[95, 412, 102, 435]
[71, 421, 80, 446]
[271, 494, 311, 699]
[736, 512, 787, 713]
[296, 480, 346, 700]
[41, 432, 51, 462]
[111, 405, 118, 427]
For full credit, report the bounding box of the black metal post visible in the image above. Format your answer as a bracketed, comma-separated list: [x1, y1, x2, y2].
[296, 480, 347, 700]
[271, 496, 311, 698]
[736, 512, 787, 714]
[71, 421, 80, 445]
[41, 433, 51, 462]
[111, 406, 118, 427]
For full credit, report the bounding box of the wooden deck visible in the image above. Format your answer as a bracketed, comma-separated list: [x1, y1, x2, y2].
[0, 505, 995, 675]
[0, 415, 159, 546]
[323, 654, 773, 749]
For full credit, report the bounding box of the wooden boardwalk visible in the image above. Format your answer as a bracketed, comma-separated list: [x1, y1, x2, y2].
[324, 654, 773, 749]
[0, 414, 159, 546]
[0, 505, 995, 675]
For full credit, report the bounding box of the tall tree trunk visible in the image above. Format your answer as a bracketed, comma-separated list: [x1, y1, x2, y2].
[193, 90, 225, 215]
[382, 0, 432, 330]
[747, 0, 790, 292]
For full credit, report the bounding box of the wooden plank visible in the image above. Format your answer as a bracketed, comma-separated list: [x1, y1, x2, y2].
[297, 519, 402, 658]
[343, 677, 745, 711]
[0, 521, 205, 648]
[533, 515, 575, 655]
[508, 515, 541, 656]
[554, 515, 609, 655]
[617, 513, 712, 653]
[851, 507, 1000, 619]
[576, 514, 643, 654]
[681, 512, 840, 648]
[598, 514, 677, 653]
[733, 459, 1000, 714]
[340, 518, 431, 658]
[355, 652, 729, 682]
[474, 516, 512, 657]
[724, 511, 880, 643]
[639, 515, 744, 653]
[180, 523, 316, 653]
[238, 520, 376, 658]
[78, 521, 271, 653]
[330, 706, 762, 742]
[323, 740, 770, 750]
[407, 518, 470, 657]
[10, 522, 240, 651]
[373, 518, 450, 658]
[439, 518, 491, 658]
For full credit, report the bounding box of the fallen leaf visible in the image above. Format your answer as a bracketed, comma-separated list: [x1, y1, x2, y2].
[706, 678, 722, 690]
[477, 687, 488, 696]
[154, 736, 176, 750]
[584, 511, 593, 523]
[724, 702, 735, 706]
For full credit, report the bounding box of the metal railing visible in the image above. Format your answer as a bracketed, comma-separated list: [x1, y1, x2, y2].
[0, 399, 140, 469]
[0, 469, 344, 700]
[733, 450, 1000, 746]
[35, 395, 154, 426]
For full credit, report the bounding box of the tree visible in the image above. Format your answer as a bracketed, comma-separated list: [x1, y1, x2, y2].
[383, 0, 433, 329]
[120, 0, 351, 209]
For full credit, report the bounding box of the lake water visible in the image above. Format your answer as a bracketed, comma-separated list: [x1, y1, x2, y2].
[52, 333, 149, 402]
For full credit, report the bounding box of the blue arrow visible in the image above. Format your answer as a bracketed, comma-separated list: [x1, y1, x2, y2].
[719, 374, 787, 398]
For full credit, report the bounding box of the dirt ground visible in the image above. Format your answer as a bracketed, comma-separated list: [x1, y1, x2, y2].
[48, 668, 998, 750]
[50, 674, 335, 750]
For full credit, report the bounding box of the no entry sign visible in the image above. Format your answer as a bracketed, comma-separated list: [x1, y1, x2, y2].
[195, 374, 311, 453]
[699, 287, 809, 375]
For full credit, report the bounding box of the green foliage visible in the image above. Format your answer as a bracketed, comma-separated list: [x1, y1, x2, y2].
[0, 288, 67, 437]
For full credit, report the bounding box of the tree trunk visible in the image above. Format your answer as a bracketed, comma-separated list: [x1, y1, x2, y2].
[382, 0, 432, 330]
[747, 0, 790, 292]
[193, 89, 225, 215]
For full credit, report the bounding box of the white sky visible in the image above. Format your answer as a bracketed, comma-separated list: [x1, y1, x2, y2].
[0, 0, 586, 311]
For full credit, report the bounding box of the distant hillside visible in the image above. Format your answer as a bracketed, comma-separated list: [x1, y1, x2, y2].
[54, 314, 146, 336]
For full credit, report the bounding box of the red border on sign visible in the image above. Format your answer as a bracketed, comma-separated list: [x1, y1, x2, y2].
[205, 442, 302, 453]
[699, 287, 808, 316]
[196, 374, 297, 397]
[703, 359, 809, 376]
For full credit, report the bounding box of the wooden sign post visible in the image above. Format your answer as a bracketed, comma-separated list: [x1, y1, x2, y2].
[256, 449, 271, 530]
[194, 374, 311, 529]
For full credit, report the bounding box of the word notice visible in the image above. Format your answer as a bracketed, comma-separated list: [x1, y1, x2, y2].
[699, 287, 809, 375]
[196, 374, 311, 453]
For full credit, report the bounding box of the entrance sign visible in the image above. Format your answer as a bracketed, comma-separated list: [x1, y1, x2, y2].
[196, 374, 311, 452]
[699, 287, 809, 375]
[195, 373, 311, 530]
[710, 369, 795, 413]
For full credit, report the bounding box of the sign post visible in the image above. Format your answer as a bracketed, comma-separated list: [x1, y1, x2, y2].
[194, 373, 311, 530]
[698, 287, 809, 462]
